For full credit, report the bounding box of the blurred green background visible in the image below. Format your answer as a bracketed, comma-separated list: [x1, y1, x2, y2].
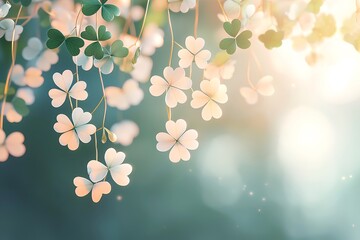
[1, 1, 360, 239]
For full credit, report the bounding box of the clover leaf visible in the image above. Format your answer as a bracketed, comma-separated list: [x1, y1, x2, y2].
[82, 0, 120, 22]
[46, 29, 84, 56]
[38, 8, 51, 28]
[220, 19, 252, 54]
[81, 25, 112, 59]
[0, 83, 15, 100]
[110, 40, 128, 58]
[258, 30, 284, 49]
[12, 97, 29, 117]
[12, 0, 32, 7]
[236, 30, 252, 49]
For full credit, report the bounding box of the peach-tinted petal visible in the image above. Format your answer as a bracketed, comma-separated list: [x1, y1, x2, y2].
[5, 132, 25, 157]
[87, 160, 108, 183]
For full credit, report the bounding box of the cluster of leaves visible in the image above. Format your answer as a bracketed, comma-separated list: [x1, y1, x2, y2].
[220, 19, 252, 55]
[0, 84, 28, 117]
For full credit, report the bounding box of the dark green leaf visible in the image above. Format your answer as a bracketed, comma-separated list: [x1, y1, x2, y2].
[13, 0, 32, 7]
[46, 29, 65, 49]
[65, 37, 84, 56]
[98, 25, 111, 41]
[82, 0, 101, 16]
[85, 42, 104, 59]
[81, 25, 98, 41]
[12, 97, 29, 117]
[101, 4, 120, 22]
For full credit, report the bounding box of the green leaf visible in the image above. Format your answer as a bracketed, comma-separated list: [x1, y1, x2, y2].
[85, 42, 104, 59]
[110, 40, 128, 58]
[219, 38, 236, 55]
[259, 30, 284, 49]
[132, 47, 141, 64]
[12, 97, 29, 117]
[306, 0, 324, 14]
[46, 29, 65, 49]
[65, 37, 84, 56]
[98, 25, 111, 41]
[236, 30, 252, 49]
[38, 8, 51, 28]
[101, 4, 120, 22]
[82, 0, 102, 16]
[12, 0, 32, 7]
[223, 19, 241, 38]
[81, 25, 98, 41]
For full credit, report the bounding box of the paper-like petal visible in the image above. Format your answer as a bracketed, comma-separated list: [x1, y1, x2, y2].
[87, 160, 108, 183]
[256, 75, 275, 96]
[91, 181, 111, 203]
[36, 50, 59, 72]
[179, 129, 199, 150]
[178, 49, 194, 69]
[169, 143, 190, 163]
[185, 36, 204, 54]
[194, 50, 211, 69]
[0, 146, 9, 162]
[149, 75, 168, 96]
[53, 70, 73, 92]
[110, 163, 132, 186]
[76, 124, 95, 143]
[22, 37, 43, 61]
[5, 132, 25, 157]
[167, 119, 187, 139]
[105, 148, 125, 168]
[59, 130, 79, 151]
[240, 87, 258, 104]
[72, 107, 92, 127]
[73, 177, 92, 197]
[54, 114, 74, 133]
[165, 87, 187, 108]
[202, 100, 222, 121]
[156, 132, 175, 152]
[49, 88, 67, 108]
[69, 81, 88, 101]
[191, 90, 209, 109]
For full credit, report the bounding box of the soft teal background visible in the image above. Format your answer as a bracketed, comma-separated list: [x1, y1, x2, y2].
[1, 1, 360, 239]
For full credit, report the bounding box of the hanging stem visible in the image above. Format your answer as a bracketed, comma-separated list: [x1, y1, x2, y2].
[98, 69, 107, 132]
[246, 62, 255, 89]
[216, 0, 229, 21]
[91, 96, 104, 114]
[135, 0, 150, 43]
[167, 8, 174, 66]
[0, 6, 23, 129]
[94, 132, 99, 161]
[194, 0, 199, 38]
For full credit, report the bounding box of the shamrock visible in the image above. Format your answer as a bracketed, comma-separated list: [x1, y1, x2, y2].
[81, 25, 112, 59]
[12, 97, 29, 117]
[258, 30, 284, 49]
[82, 0, 120, 22]
[46, 29, 84, 56]
[219, 19, 252, 55]
[94, 40, 128, 74]
[12, 0, 32, 7]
